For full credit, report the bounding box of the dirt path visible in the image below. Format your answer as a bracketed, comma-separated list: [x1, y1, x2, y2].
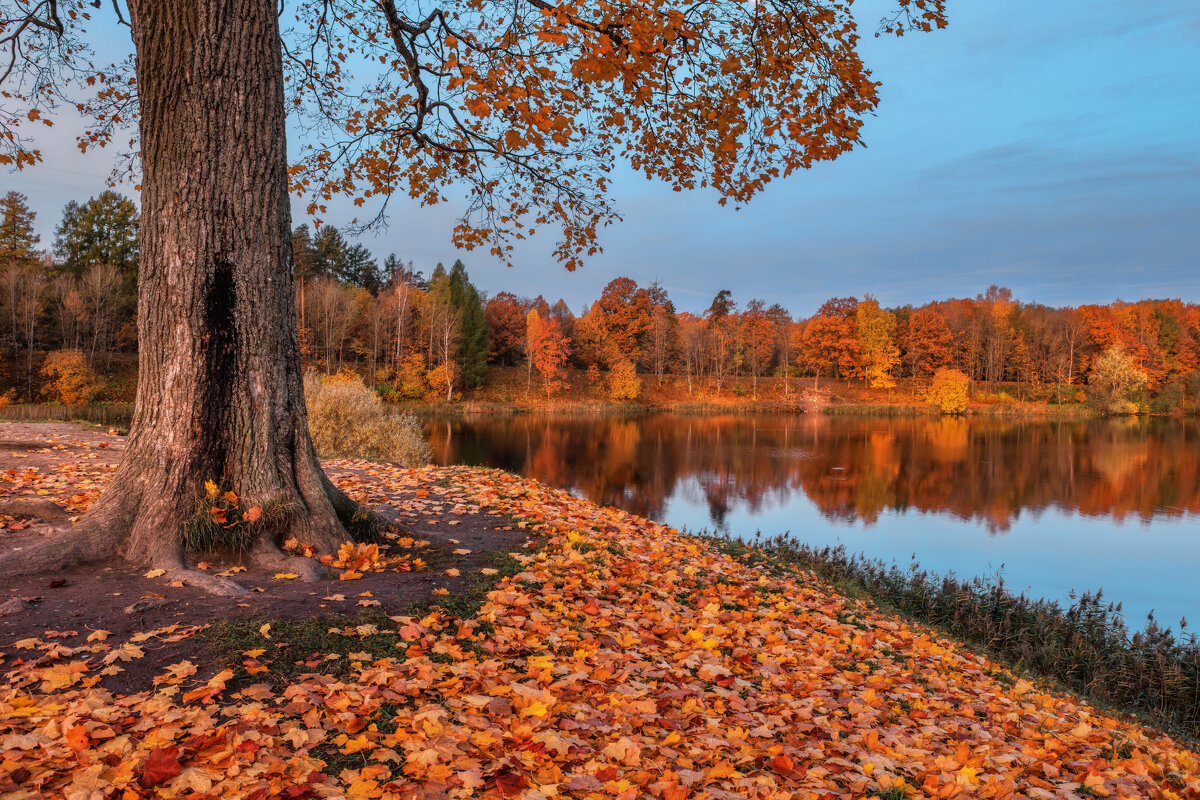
[0, 422, 528, 693]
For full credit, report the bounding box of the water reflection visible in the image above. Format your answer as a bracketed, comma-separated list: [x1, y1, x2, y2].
[427, 414, 1200, 532]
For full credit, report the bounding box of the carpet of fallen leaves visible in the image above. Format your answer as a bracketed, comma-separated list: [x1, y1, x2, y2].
[0, 442, 115, 522]
[3, 463, 1200, 800]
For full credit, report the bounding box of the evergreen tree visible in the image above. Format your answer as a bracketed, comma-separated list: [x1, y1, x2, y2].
[448, 260, 489, 389]
[0, 191, 40, 270]
[344, 243, 382, 292]
[310, 225, 349, 281]
[383, 254, 426, 290]
[52, 191, 140, 280]
[307, 227, 379, 289]
[707, 289, 735, 321]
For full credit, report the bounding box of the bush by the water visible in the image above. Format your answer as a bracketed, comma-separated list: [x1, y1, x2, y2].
[607, 359, 642, 401]
[925, 368, 969, 414]
[40, 350, 105, 406]
[710, 533, 1200, 740]
[304, 371, 432, 465]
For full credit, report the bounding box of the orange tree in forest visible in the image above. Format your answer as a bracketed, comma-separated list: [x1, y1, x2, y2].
[740, 299, 777, 398]
[526, 308, 571, 399]
[0, 0, 946, 591]
[597, 277, 653, 366]
[800, 297, 862, 388]
[903, 305, 954, 379]
[484, 291, 527, 365]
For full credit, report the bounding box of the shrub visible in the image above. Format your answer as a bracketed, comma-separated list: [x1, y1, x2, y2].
[925, 368, 969, 414]
[607, 360, 642, 401]
[397, 353, 428, 399]
[304, 370, 432, 465]
[1051, 383, 1085, 405]
[40, 350, 104, 406]
[1150, 379, 1184, 414]
[1089, 345, 1148, 414]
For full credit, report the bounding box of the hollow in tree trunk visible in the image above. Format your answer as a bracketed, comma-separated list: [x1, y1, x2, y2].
[0, 0, 357, 594]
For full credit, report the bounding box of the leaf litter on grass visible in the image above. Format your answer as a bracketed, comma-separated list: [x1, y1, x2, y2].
[2, 463, 1199, 799]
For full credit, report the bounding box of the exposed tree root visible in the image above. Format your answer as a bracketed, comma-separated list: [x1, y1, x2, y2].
[0, 525, 118, 578]
[248, 540, 326, 582]
[0, 498, 70, 521]
[163, 568, 251, 596]
[0, 478, 365, 596]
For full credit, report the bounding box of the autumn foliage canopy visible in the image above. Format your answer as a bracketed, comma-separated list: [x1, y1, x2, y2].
[4, 0, 945, 267]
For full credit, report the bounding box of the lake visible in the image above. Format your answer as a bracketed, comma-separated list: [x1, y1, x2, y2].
[426, 413, 1200, 632]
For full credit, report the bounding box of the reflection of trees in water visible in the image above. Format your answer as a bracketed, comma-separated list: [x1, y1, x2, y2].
[425, 414, 1200, 530]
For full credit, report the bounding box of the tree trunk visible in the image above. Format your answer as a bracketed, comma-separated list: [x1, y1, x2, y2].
[0, 0, 355, 592]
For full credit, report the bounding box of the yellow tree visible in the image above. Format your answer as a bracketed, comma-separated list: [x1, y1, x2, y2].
[0, 0, 947, 589]
[927, 368, 970, 414]
[1090, 345, 1149, 414]
[856, 296, 899, 389]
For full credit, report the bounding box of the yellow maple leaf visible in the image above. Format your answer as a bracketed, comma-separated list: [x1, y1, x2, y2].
[519, 699, 550, 718]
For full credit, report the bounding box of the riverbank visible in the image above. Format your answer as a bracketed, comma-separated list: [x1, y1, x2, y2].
[3, 367, 1173, 420]
[402, 368, 1109, 418]
[710, 534, 1200, 743]
[1, 423, 1198, 797]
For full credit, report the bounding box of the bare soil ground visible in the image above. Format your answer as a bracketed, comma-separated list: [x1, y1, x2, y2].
[0, 421, 527, 693]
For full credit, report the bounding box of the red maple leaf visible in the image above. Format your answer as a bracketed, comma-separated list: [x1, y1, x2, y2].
[139, 747, 183, 788]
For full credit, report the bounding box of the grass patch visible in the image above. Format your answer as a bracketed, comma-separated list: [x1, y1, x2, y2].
[207, 610, 399, 677]
[405, 551, 525, 621]
[205, 551, 527, 689]
[338, 503, 384, 544]
[826, 403, 933, 417]
[181, 488, 291, 553]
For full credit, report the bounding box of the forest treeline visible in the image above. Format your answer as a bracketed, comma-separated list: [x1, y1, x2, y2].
[2, 190, 1198, 413]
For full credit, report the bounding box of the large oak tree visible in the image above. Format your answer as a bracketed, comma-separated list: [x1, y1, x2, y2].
[0, 0, 945, 592]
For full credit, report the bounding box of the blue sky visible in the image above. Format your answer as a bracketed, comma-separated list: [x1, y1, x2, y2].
[9, 1, 1200, 316]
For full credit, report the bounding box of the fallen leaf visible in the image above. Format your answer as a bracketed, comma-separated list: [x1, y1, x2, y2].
[139, 747, 182, 788]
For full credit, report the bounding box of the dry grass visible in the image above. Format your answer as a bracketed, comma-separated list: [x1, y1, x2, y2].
[305, 371, 432, 466]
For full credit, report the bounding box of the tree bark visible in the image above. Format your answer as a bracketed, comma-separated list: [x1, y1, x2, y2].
[0, 0, 354, 592]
